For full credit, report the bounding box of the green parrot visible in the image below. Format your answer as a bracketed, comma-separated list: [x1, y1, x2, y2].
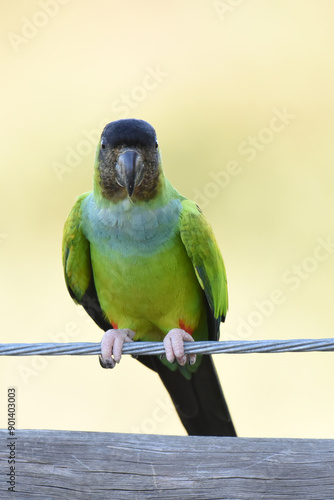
[62, 119, 236, 436]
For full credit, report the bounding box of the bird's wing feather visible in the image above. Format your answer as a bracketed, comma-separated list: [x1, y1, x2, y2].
[62, 192, 110, 330]
[179, 199, 228, 339]
[62, 193, 92, 302]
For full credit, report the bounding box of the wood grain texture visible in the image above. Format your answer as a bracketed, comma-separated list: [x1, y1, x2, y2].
[1, 430, 334, 499]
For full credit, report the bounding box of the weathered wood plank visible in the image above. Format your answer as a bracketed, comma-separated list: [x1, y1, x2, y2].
[1, 430, 334, 499]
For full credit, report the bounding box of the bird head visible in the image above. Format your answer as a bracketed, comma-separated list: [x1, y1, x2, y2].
[94, 119, 162, 202]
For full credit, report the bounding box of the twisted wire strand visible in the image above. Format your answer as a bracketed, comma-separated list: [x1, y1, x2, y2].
[1, 338, 334, 357]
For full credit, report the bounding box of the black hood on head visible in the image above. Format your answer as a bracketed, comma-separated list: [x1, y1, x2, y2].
[102, 119, 157, 149]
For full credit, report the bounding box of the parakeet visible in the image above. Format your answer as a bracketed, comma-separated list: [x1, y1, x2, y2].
[62, 119, 236, 436]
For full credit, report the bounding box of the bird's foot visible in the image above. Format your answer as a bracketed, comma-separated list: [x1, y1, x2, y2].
[99, 328, 135, 369]
[163, 328, 196, 366]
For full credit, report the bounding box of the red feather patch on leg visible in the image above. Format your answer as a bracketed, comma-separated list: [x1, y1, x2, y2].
[178, 319, 194, 335]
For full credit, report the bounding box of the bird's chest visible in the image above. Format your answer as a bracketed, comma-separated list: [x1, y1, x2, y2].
[91, 237, 187, 299]
[82, 196, 203, 335]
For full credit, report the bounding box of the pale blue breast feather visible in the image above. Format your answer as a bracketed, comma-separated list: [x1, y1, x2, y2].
[81, 193, 182, 257]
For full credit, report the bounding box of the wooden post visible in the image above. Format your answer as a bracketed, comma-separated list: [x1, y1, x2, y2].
[1, 429, 333, 499]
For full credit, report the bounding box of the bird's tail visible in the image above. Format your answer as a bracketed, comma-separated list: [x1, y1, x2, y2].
[137, 354, 236, 436]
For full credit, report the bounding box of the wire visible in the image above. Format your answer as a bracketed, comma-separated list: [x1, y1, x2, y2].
[1, 338, 334, 357]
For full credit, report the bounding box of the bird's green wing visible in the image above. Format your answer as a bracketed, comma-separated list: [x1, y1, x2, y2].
[179, 199, 228, 338]
[62, 192, 92, 302]
[62, 192, 110, 330]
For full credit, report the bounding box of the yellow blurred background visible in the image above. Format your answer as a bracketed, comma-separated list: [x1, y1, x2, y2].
[1, 0, 334, 438]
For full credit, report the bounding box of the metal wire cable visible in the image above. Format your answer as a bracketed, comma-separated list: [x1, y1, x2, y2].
[1, 338, 334, 357]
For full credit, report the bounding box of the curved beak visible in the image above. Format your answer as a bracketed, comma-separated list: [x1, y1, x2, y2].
[115, 150, 144, 197]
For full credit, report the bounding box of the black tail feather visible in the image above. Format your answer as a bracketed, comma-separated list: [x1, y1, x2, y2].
[137, 354, 236, 437]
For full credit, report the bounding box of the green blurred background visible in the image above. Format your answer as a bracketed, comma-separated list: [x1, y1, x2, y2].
[1, 0, 334, 438]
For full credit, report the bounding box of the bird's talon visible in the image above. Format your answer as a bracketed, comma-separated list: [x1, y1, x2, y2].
[163, 328, 195, 366]
[100, 328, 135, 369]
[99, 355, 115, 369]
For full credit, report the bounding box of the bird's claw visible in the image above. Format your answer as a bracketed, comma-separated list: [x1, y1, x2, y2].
[163, 328, 196, 366]
[99, 355, 116, 369]
[100, 328, 135, 369]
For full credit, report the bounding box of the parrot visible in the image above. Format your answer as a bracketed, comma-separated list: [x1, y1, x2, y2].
[62, 118, 236, 436]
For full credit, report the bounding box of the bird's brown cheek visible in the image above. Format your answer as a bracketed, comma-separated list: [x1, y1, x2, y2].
[98, 162, 127, 201]
[133, 168, 160, 201]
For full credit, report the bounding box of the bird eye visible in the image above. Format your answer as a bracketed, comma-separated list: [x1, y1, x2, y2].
[155, 140, 158, 149]
[101, 140, 106, 150]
